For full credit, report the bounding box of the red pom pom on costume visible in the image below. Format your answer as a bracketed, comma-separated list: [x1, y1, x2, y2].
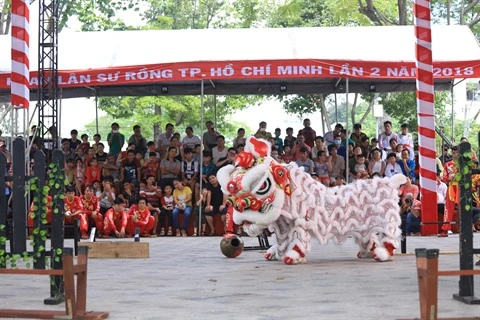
[235, 152, 255, 168]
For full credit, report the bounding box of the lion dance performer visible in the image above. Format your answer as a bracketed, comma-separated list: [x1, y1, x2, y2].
[80, 185, 103, 238]
[103, 198, 127, 238]
[64, 185, 87, 239]
[217, 136, 406, 264]
[126, 197, 155, 237]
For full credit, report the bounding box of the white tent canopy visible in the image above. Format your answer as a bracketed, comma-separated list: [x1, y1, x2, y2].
[1, 25, 479, 101]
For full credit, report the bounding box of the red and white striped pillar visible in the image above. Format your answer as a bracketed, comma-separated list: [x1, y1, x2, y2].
[414, 0, 437, 235]
[11, 0, 30, 109]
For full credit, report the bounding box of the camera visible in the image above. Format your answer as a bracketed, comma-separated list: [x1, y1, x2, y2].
[404, 198, 412, 205]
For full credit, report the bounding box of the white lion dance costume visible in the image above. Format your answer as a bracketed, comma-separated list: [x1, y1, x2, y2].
[217, 137, 406, 265]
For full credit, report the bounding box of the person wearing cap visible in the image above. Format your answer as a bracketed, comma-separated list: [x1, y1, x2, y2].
[397, 124, 414, 161]
[350, 123, 368, 147]
[324, 123, 343, 147]
[378, 121, 399, 153]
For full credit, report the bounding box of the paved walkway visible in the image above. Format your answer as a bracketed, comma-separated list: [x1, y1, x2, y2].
[1, 234, 479, 320]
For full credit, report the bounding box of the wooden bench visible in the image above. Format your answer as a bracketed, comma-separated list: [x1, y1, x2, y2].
[415, 248, 480, 320]
[0, 246, 109, 319]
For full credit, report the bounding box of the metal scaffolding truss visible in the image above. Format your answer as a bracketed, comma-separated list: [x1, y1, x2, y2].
[37, 0, 58, 149]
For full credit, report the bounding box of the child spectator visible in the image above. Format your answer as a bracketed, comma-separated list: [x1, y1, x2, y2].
[99, 180, 115, 215]
[353, 154, 370, 180]
[144, 141, 160, 160]
[119, 181, 137, 208]
[311, 136, 327, 160]
[284, 127, 296, 148]
[142, 152, 160, 181]
[192, 187, 208, 236]
[65, 158, 76, 186]
[385, 152, 403, 178]
[74, 158, 85, 196]
[296, 147, 315, 176]
[92, 180, 102, 198]
[121, 149, 142, 186]
[140, 175, 162, 236]
[281, 145, 294, 164]
[273, 128, 283, 153]
[172, 179, 193, 237]
[85, 158, 102, 187]
[314, 150, 331, 187]
[92, 133, 101, 153]
[368, 148, 386, 177]
[181, 148, 199, 203]
[160, 184, 175, 236]
[84, 147, 96, 167]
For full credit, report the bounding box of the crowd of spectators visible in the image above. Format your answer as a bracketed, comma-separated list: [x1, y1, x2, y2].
[5, 117, 480, 239]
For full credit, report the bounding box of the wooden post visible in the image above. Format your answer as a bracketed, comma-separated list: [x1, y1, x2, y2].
[62, 248, 76, 317]
[75, 246, 88, 318]
[415, 248, 439, 320]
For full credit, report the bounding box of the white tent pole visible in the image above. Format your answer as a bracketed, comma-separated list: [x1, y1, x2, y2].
[199, 80, 204, 234]
[345, 79, 349, 184]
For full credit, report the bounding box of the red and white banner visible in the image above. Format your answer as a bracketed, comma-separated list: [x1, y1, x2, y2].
[10, 0, 29, 108]
[1, 59, 480, 90]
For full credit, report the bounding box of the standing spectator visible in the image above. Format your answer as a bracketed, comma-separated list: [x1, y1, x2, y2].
[202, 121, 219, 151]
[273, 128, 283, 153]
[292, 134, 311, 161]
[160, 146, 181, 189]
[182, 126, 201, 151]
[205, 174, 227, 235]
[298, 118, 316, 148]
[324, 123, 343, 147]
[193, 187, 208, 236]
[254, 121, 272, 140]
[172, 179, 193, 237]
[385, 153, 403, 178]
[156, 123, 175, 157]
[397, 149, 415, 182]
[460, 137, 478, 162]
[327, 144, 345, 181]
[378, 121, 398, 153]
[102, 198, 127, 238]
[107, 123, 125, 158]
[181, 148, 199, 203]
[61, 138, 75, 161]
[439, 146, 459, 237]
[284, 127, 296, 148]
[92, 134, 101, 153]
[78, 134, 90, 154]
[439, 146, 452, 165]
[102, 153, 121, 191]
[314, 150, 332, 186]
[212, 135, 228, 164]
[350, 123, 368, 147]
[397, 123, 415, 160]
[295, 147, 315, 176]
[0, 140, 11, 164]
[201, 151, 216, 186]
[120, 150, 141, 186]
[160, 184, 175, 236]
[128, 125, 147, 155]
[233, 128, 247, 150]
[68, 129, 82, 151]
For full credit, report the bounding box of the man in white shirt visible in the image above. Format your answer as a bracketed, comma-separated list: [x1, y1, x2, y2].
[324, 123, 343, 147]
[212, 135, 228, 164]
[378, 121, 398, 153]
[155, 123, 174, 156]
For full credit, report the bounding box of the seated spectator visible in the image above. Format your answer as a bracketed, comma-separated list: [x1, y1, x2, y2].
[399, 176, 419, 201]
[353, 154, 369, 180]
[92, 180, 102, 198]
[385, 152, 403, 178]
[64, 158, 76, 186]
[99, 180, 116, 215]
[212, 135, 228, 164]
[119, 181, 137, 208]
[398, 123, 415, 160]
[128, 125, 147, 155]
[61, 138, 75, 161]
[205, 174, 227, 235]
[400, 193, 421, 236]
[80, 185, 103, 238]
[271, 148, 281, 163]
[126, 197, 155, 237]
[172, 179, 193, 237]
[397, 148, 416, 182]
[102, 153, 121, 191]
[156, 123, 175, 157]
[78, 133, 90, 154]
[324, 123, 343, 147]
[102, 198, 127, 238]
[201, 150, 216, 186]
[281, 145, 294, 164]
[159, 184, 175, 236]
[64, 185, 86, 238]
[68, 129, 82, 151]
[144, 141, 160, 160]
[368, 148, 386, 177]
[311, 136, 327, 160]
[140, 175, 162, 236]
[95, 143, 108, 164]
[74, 158, 86, 196]
[350, 123, 368, 147]
[160, 146, 181, 190]
[296, 147, 315, 176]
[292, 134, 311, 161]
[182, 148, 199, 203]
[298, 118, 316, 148]
[254, 121, 272, 140]
[327, 144, 345, 181]
[182, 126, 201, 151]
[202, 121, 219, 151]
[85, 158, 102, 188]
[92, 134, 101, 153]
[121, 149, 142, 186]
[334, 175, 345, 186]
[216, 147, 236, 169]
[314, 150, 331, 187]
[273, 128, 283, 153]
[142, 151, 160, 181]
[378, 120, 398, 153]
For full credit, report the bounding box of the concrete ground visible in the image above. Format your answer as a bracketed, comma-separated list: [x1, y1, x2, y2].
[1, 234, 479, 320]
